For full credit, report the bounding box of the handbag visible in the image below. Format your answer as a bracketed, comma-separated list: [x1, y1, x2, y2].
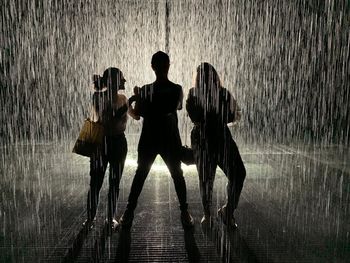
[180, 145, 195, 165]
[72, 118, 105, 157]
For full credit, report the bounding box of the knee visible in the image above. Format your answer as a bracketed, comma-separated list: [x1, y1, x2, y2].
[109, 167, 122, 183]
[233, 158, 246, 179]
[90, 173, 104, 191]
[170, 167, 184, 181]
[109, 176, 119, 189]
[200, 181, 212, 194]
[239, 163, 246, 180]
[133, 165, 150, 182]
[90, 181, 103, 193]
[228, 164, 246, 185]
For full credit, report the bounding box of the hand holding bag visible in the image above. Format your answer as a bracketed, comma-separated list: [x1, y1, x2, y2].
[180, 145, 195, 165]
[72, 118, 105, 157]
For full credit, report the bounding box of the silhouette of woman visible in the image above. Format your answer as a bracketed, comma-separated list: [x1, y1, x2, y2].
[83, 67, 128, 231]
[186, 62, 246, 227]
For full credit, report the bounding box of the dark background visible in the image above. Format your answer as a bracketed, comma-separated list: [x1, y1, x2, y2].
[1, 0, 349, 145]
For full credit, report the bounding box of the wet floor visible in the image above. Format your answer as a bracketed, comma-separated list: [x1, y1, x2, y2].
[0, 140, 348, 262]
[1, 0, 349, 262]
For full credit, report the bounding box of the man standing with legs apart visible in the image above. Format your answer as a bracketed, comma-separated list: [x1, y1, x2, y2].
[120, 51, 194, 228]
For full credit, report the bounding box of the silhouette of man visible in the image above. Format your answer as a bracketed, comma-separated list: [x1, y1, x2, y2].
[120, 51, 194, 228]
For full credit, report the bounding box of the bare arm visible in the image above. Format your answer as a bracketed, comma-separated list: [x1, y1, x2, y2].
[186, 88, 203, 123]
[128, 100, 140, 120]
[227, 90, 241, 125]
[91, 92, 102, 122]
[128, 86, 141, 120]
[177, 87, 183, 110]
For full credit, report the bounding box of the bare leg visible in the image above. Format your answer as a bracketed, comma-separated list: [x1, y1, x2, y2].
[217, 136, 246, 219]
[87, 154, 108, 222]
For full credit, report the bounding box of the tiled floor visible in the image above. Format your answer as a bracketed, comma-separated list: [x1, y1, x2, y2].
[0, 142, 349, 262]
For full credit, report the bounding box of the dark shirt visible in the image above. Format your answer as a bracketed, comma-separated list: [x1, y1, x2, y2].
[186, 86, 236, 137]
[137, 80, 183, 151]
[138, 81, 182, 118]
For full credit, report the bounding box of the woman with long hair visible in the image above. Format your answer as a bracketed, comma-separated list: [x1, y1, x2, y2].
[186, 62, 246, 227]
[83, 67, 128, 231]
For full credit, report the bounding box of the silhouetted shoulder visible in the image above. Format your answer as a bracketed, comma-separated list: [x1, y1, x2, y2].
[186, 87, 203, 123]
[138, 83, 153, 99]
[220, 87, 233, 98]
[219, 87, 237, 124]
[165, 81, 182, 100]
[169, 82, 183, 110]
[116, 94, 128, 109]
[141, 83, 153, 89]
[220, 87, 237, 106]
[188, 87, 195, 96]
[92, 90, 107, 110]
[168, 81, 182, 90]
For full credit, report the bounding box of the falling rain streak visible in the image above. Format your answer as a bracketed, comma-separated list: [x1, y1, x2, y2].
[0, 0, 349, 262]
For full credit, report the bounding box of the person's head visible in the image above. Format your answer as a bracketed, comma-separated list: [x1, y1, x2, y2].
[151, 51, 170, 77]
[101, 67, 126, 91]
[195, 62, 221, 91]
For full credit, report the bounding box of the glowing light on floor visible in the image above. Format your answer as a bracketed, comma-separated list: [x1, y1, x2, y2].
[124, 158, 197, 172]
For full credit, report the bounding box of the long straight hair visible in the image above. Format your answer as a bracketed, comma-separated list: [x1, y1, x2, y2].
[194, 62, 221, 112]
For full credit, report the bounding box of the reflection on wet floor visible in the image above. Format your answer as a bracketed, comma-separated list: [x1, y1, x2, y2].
[0, 142, 349, 262]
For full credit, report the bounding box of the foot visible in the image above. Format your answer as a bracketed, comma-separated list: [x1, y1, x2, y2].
[181, 210, 194, 228]
[217, 206, 237, 229]
[106, 218, 119, 232]
[82, 218, 96, 230]
[200, 214, 213, 227]
[119, 209, 134, 229]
